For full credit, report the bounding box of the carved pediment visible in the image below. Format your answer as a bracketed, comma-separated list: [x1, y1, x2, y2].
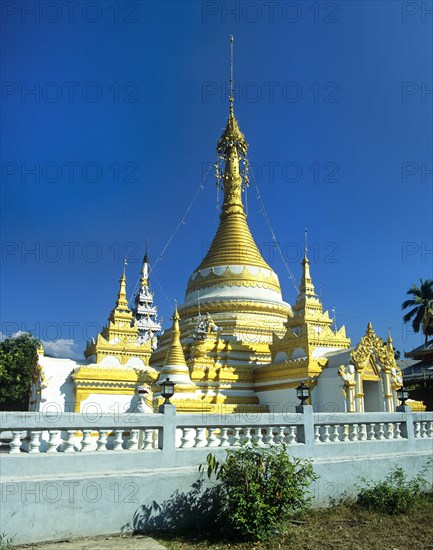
[351, 323, 396, 374]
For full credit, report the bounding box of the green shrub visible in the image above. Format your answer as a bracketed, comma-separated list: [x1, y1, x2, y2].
[356, 463, 431, 515]
[201, 444, 318, 541]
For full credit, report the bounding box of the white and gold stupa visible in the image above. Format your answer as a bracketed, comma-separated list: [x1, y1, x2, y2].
[30, 39, 404, 415]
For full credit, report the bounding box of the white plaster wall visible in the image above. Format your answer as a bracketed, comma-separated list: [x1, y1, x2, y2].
[312, 374, 346, 413]
[36, 357, 78, 413]
[256, 388, 299, 413]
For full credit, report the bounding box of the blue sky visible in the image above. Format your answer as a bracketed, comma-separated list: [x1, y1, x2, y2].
[1, 0, 432, 359]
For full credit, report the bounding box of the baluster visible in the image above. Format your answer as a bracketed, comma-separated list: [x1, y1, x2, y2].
[376, 423, 385, 440]
[63, 430, 77, 453]
[384, 423, 393, 440]
[262, 427, 273, 446]
[314, 425, 321, 443]
[285, 426, 297, 445]
[9, 431, 23, 454]
[46, 430, 61, 453]
[207, 428, 220, 447]
[28, 430, 42, 453]
[340, 424, 349, 442]
[127, 430, 139, 450]
[230, 427, 241, 446]
[420, 422, 427, 438]
[220, 428, 230, 447]
[394, 422, 402, 439]
[242, 427, 252, 446]
[320, 425, 330, 443]
[180, 428, 195, 448]
[113, 430, 124, 451]
[274, 426, 285, 444]
[81, 430, 93, 452]
[330, 425, 340, 442]
[426, 421, 433, 438]
[367, 424, 376, 440]
[96, 431, 108, 451]
[414, 422, 421, 438]
[358, 424, 367, 441]
[194, 427, 207, 448]
[253, 428, 265, 447]
[143, 429, 156, 450]
[349, 424, 358, 442]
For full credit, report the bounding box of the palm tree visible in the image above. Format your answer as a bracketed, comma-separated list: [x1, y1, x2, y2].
[402, 279, 433, 347]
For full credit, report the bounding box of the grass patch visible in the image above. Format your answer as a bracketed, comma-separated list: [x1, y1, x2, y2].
[151, 492, 433, 550]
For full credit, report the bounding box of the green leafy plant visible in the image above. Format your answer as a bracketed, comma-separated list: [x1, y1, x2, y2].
[200, 444, 318, 541]
[356, 463, 432, 515]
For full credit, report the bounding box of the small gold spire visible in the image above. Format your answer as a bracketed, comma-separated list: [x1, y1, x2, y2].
[116, 263, 129, 310]
[299, 250, 315, 297]
[164, 306, 187, 367]
[387, 327, 393, 352]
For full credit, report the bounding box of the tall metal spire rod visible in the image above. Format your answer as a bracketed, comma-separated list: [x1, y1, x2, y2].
[304, 227, 308, 256]
[229, 35, 234, 111]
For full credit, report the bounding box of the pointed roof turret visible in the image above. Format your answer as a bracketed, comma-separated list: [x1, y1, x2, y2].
[163, 307, 187, 368]
[157, 306, 198, 396]
[113, 258, 129, 313]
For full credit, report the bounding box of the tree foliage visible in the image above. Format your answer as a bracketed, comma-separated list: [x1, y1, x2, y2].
[402, 279, 433, 346]
[201, 444, 318, 541]
[0, 333, 40, 410]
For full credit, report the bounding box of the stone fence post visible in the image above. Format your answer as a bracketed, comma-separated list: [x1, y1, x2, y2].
[296, 404, 314, 452]
[158, 404, 176, 452]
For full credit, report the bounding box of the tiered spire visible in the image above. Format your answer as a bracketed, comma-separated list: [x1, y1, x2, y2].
[157, 307, 198, 397]
[133, 245, 161, 347]
[107, 259, 134, 333]
[292, 245, 321, 318]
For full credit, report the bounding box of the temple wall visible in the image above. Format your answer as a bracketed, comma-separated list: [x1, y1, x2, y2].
[1, 408, 432, 545]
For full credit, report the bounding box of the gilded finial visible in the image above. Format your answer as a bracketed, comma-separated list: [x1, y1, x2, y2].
[229, 35, 234, 114]
[123, 257, 128, 278]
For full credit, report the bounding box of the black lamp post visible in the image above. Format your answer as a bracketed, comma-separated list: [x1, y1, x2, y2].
[397, 385, 409, 407]
[296, 381, 310, 406]
[160, 377, 175, 405]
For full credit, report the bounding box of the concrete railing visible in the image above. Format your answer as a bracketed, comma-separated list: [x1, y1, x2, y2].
[1, 406, 432, 546]
[1, 406, 432, 456]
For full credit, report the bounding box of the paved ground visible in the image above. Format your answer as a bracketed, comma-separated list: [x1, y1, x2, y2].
[11, 535, 167, 549]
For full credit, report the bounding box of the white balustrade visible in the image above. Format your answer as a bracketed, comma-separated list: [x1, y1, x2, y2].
[1, 411, 431, 456]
